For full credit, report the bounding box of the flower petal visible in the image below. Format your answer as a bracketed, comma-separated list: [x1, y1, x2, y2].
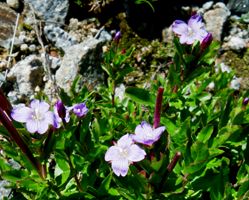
[117, 134, 133, 148]
[131, 133, 144, 143]
[188, 14, 202, 27]
[37, 120, 49, 134]
[26, 119, 38, 133]
[105, 146, 122, 162]
[65, 109, 70, 123]
[153, 126, 165, 136]
[45, 111, 56, 125]
[38, 101, 50, 113]
[127, 144, 146, 162]
[73, 103, 88, 117]
[153, 126, 165, 138]
[172, 20, 188, 35]
[30, 99, 50, 113]
[30, 99, 40, 109]
[135, 121, 152, 135]
[179, 35, 188, 44]
[111, 159, 129, 177]
[11, 106, 32, 123]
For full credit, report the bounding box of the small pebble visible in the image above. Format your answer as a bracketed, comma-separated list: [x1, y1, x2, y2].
[29, 44, 36, 52]
[20, 44, 28, 51]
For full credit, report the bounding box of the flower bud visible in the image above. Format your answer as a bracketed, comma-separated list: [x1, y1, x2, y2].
[114, 31, 121, 43]
[153, 87, 164, 129]
[201, 32, 213, 51]
[242, 97, 249, 106]
[55, 100, 66, 119]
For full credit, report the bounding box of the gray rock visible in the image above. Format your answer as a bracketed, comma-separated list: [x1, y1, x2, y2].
[227, 0, 249, 14]
[55, 36, 108, 93]
[7, 90, 20, 103]
[44, 24, 77, 51]
[202, 1, 214, 11]
[7, 55, 44, 98]
[28, 44, 36, 52]
[20, 43, 29, 51]
[95, 29, 112, 41]
[0, 3, 18, 49]
[6, 0, 20, 9]
[24, 0, 69, 25]
[222, 20, 249, 51]
[226, 36, 247, 51]
[24, 0, 74, 52]
[204, 3, 231, 40]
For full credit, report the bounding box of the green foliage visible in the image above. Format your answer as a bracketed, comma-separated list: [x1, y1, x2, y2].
[0, 23, 249, 199]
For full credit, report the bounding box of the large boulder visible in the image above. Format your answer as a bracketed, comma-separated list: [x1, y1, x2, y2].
[55, 31, 111, 93]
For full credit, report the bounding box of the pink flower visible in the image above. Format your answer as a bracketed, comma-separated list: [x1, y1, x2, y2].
[11, 99, 55, 134]
[172, 14, 208, 45]
[132, 121, 165, 146]
[105, 134, 146, 177]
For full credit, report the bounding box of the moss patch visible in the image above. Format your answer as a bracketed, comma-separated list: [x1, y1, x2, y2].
[222, 49, 249, 89]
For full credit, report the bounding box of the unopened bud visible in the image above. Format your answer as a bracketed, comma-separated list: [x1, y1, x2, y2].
[114, 31, 121, 43]
[55, 100, 66, 119]
[201, 32, 213, 51]
[243, 97, 249, 106]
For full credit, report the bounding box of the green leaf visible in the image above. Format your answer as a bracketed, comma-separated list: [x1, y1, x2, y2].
[184, 142, 209, 174]
[238, 181, 249, 200]
[197, 125, 213, 143]
[125, 87, 155, 106]
[55, 151, 71, 186]
[150, 154, 164, 172]
[2, 169, 29, 182]
[97, 173, 112, 195]
[212, 126, 240, 147]
[160, 117, 177, 136]
[108, 188, 120, 196]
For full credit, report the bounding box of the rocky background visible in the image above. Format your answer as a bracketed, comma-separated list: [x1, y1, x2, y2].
[0, 0, 248, 197]
[0, 0, 248, 104]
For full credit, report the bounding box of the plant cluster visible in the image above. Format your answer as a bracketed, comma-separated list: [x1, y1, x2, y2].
[0, 14, 249, 199]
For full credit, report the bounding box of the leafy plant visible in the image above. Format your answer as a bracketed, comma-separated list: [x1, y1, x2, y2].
[0, 14, 249, 199]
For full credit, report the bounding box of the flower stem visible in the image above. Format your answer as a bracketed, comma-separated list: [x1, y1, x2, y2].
[153, 87, 164, 129]
[0, 88, 12, 116]
[167, 151, 181, 173]
[156, 151, 181, 193]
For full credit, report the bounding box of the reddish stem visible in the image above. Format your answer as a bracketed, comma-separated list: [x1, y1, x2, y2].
[153, 87, 164, 129]
[0, 88, 12, 116]
[167, 152, 181, 173]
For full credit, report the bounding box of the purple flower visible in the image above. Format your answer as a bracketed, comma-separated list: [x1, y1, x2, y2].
[114, 31, 121, 43]
[105, 134, 146, 177]
[11, 99, 55, 134]
[132, 121, 165, 146]
[172, 14, 208, 45]
[71, 103, 88, 118]
[53, 102, 70, 129]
